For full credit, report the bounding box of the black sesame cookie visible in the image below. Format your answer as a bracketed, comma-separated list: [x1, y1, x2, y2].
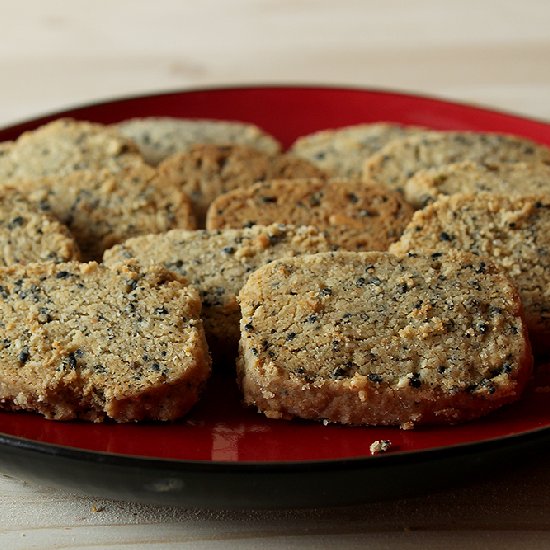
[289, 123, 423, 177]
[116, 117, 281, 165]
[404, 161, 550, 208]
[0, 189, 79, 265]
[158, 144, 327, 226]
[15, 165, 195, 261]
[237, 251, 532, 427]
[104, 224, 331, 362]
[206, 178, 414, 251]
[389, 193, 550, 353]
[0, 118, 143, 184]
[362, 132, 550, 192]
[0, 261, 211, 422]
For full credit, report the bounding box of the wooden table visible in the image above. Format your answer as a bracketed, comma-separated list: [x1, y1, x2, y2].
[1, 1, 550, 547]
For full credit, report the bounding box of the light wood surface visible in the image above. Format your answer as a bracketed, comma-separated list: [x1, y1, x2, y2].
[2, 1, 550, 547]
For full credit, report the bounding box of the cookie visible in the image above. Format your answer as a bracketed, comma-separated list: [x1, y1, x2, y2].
[363, 131, 550, 192]
[0, 189, 79, 265]
[158, 144, 327, 226]
[290, 123, 423, 177]
[206, 178, 414, 251]
[0, 118, 143, 184]
[116, 117, 281, 165]
[389, 193, 550, 352]
[404, 161, 550, 208]
[104, 224, 331, 361]
[15, 165, 195, 261]
[237, 250, 532, 427]
[0, 261, 211, 422]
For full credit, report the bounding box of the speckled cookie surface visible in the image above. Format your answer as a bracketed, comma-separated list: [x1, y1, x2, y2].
[104, 225, 331, 362]
[0, 261, 211, 422]
[0, 118, 143, 184]
[0, 189, 79, 265]
[159, 144, 326, 226]
[15, 165, 195, 261]
[363, 132, 550, 191]
[404, 161, 550, 208]
[290, 123, 423, 177]
[206, 178, 414, 251]
[116, 117, 281, 165]
[237, 251, 532, 427]
[389, 193, 550, 351]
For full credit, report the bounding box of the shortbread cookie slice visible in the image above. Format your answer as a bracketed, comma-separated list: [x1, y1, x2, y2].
[363, 132, 550, 192]
[0, 261, 210, 422]
[116, 117, 281, 165]
[15, 165, 195, 261]
[159, 144, 326, 226]
[404, 161, 550, 208]
[206, 178, 414, 251]
[0, 118, 143, 184]
[104, 225, 331, 361]
[0, 189, 79, 265]
[389, 193, 550, 352]
[290, 123, 423, 177]
[237, 250, 532, 427]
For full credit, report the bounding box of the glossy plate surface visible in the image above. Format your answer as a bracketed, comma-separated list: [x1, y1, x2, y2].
[0, 86, 549, 507]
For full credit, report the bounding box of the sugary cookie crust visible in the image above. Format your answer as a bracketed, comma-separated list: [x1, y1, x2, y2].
[159, 144, 326, 226]
[15, 165, 195, 261]
[0, 189, 79, 265]
[237, 250, 532, 427]
[206, 178, 414, 251]
[404, 161, 550, 208]
[363, 131, 550, 191]
[0, 118, 143, 183]
[389, 193, 550, 351]
[104, 224, 331, 362]
[290, 123, 423, 177]
[0, 261, 211, 422]
[116, 117, 281, 165]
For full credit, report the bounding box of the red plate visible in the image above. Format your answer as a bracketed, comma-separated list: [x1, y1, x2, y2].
[0, 86, 549, 507]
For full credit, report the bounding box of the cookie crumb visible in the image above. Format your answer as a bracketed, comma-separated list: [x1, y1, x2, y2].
[369, 439, 392, 455]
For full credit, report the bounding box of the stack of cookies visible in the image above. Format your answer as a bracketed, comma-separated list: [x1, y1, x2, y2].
[0, 114, 548, 431]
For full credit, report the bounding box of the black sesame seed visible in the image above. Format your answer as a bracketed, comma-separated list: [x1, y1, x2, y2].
[356, 277, 366, 287]
[55, 271, 71, 279]
[155, 307, 169, 315]
[476, 323, 489, 334]
[437, 365, 447, 374]
[9, 216, 25, 228]
[306, 314, 318, 323]
[431, 252, 443, 259]
[244, 323, 254, 332]
[261, 196, 277, 203]
[286, 332, 297, 341]
[440, 231, 453, 242]
[367, 373, 383, 383]
[251, 348, 258, 356]
[151, 363, 161, 371]
[18, 349, 30, 364]
[68, 353, 77, 370]
[320, 287, 332, 296]
[347, 192, 359, 203]
[331, 367, 347, 379]
[409, 373, 421, 388]
[222, 246, 235, 254]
